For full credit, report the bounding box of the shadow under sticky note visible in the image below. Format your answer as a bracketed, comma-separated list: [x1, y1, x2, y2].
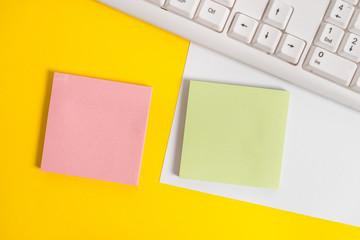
[179, 80, 290, 189]
[41, 72, 152, 186]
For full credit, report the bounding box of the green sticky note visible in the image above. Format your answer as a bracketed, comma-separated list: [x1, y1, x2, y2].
[179, 80, 290, 189]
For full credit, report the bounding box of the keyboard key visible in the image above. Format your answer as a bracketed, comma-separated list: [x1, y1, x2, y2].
[165, 0, 201, 19]
[314, 23, 344, 52]
[276, 34, 306, 64]
[253, 24, 282, 53]
[228, 13, 259, 43]
[348, 9, 360, 35]
[145, 0, 165, 6]
[350, 68, 360, 92]
[304, 46, 357, 86]
[194, 0, 230, 32]
[324, 0, 354, 28]
[213, 0, 235, 8]
[263, 0, 293, 30]
[339, 32, 360, 62]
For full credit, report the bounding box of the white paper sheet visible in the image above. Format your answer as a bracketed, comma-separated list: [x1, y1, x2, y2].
[160, 43, 360, 227]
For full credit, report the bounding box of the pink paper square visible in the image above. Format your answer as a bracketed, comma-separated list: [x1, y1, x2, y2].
[41, 72, 152, 185]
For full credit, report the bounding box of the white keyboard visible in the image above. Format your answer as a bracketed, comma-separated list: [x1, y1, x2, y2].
[98, 0, 360, 111]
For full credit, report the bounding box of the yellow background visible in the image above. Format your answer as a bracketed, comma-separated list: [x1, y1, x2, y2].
[0, 0, 359, 239]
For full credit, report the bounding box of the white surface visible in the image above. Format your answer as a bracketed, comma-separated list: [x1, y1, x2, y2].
[98, 0, 360, 111]
[160, 43, 360, 227]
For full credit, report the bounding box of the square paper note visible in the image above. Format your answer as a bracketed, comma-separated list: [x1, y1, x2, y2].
[41, 72, 152, 185]
[179, 80, 290, 189]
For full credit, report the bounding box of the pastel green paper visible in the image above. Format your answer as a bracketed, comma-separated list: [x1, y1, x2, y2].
[179, 80, 290, 189]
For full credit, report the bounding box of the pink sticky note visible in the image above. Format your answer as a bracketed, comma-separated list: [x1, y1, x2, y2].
[41, 72, 152, 185]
